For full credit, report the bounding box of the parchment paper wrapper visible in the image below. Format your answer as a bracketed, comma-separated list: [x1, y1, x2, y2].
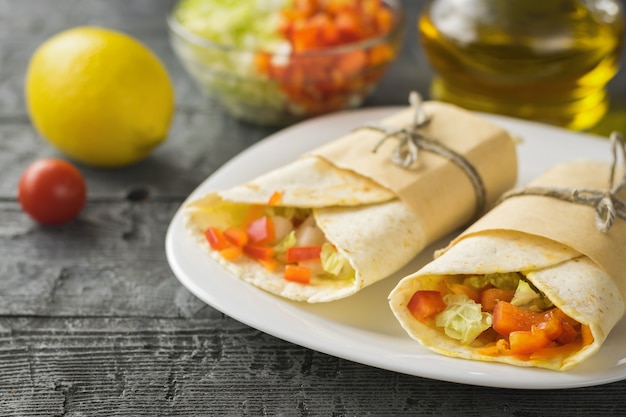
[185, 101, 518, 302]
[390, 159, 626, 370]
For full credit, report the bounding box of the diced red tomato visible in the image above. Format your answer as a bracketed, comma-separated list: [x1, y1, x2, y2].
[491, 301, 586, 357]
[243, 244, 274, 261]
[247, 216, 275, 245]
[556, 319, 579, 345]
[447, 282, 480, 303]
[492, 301, 539, 337]
[535, 309, 565, 340]
[284, 264, 311, 284]
[256, 0, 396, 115]
[509, 326, 552, 355]
[407, 290, 446, 322]
[285, 246, 323, 263]
[205, 227, 231, 251]
[337, 50, 367, 76]
[480, 288, 515, 312]
[224, 227, 248, 247]
[492, 302, 576, 340]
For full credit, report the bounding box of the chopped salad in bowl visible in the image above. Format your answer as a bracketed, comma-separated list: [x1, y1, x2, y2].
[168, 0, 405, 126]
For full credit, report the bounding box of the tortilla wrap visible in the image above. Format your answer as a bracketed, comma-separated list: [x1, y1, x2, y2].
[389, 160, 626, 370]
[185, 101, 518, 302]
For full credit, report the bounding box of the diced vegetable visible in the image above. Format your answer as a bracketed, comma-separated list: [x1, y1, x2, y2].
[510, 280, 553, 311]
[271, 215, 294, 242]
[202, 203, 357, 285]
[411, 274, 587, 359]
[509, 326, 552, 355]
[268, 191, 283, 206]
[284, 264, 311, 284]
[219, 246, 243, 260]
[295, 218, 326, 246]
[447, 282, 480, 303]
[258, 0, 398, 115]
[274, 230, 297, 254]
[247, 216, 276, 245]
[258, 257, 280, 272]
[320, 243, 354, 278]
[492, 302, 574, 342]
[286, 245, 322, 263]
[243, 244, 274, 261]
[480, 288, 515, 312]
[224, 227, 248, 247]
[492, 301, 539, 337]
[556, 319, 579, 345]
[435, 294, 492, 344]
[535, 309, 565, 340]
[297, 259, 325, 276]
[173, 0, 399, 125]
[174, 0, 288, 52]
[407, 290, 446, 322]
[205, 227, 231, 250]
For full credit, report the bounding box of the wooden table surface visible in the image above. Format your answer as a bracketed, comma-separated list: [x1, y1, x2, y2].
[3, 1, 626, 416]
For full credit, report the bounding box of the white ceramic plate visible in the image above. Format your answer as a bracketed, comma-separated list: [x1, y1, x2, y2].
[165, 107, 626, 389]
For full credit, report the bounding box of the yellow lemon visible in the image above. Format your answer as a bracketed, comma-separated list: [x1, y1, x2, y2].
[25, 27, 175, 168]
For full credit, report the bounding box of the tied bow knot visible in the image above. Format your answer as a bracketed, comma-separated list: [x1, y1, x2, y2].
[367, 91, 429, 168]
[356, 91, 487, 218]
[500, 131, 626, 233]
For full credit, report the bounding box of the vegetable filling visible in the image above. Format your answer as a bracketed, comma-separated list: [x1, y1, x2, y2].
[203, 197, 355, 285]
[407, 273, 594, 359]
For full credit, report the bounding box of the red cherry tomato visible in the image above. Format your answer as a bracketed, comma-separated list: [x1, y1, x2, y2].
[18, 158, 87, 225]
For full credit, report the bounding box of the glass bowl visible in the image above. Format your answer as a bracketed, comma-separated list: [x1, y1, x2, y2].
[167, 0, 405, 126]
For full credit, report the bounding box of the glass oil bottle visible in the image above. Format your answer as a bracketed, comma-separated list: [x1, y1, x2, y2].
[419, 0, 624, 130]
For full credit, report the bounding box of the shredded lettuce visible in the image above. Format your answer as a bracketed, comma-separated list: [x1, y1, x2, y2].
[273, 230, 297, 254]
[173, 0, 288, 52]
[171, 0, 291, 125]
[463, 272, 521, 290]
[511, 280, 553, 312]
[435, 294, 492, 344]
[320, 243, 355, 280]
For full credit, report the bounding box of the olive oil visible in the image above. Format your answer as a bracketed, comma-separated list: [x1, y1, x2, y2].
[419, 0, 624, 130]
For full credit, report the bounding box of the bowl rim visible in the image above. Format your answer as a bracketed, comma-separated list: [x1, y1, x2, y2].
[166, 0, 405, 57]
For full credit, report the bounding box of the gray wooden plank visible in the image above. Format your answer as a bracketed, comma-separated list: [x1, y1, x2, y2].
[2, 317, 626, 417]
[0, 200, 217, 319]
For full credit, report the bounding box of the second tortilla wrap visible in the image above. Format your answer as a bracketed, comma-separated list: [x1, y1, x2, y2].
[389, 158, 626, 370]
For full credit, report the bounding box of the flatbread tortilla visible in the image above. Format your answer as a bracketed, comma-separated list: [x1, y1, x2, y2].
[389, 230, 624, 370]
[185, 102, 518, 302]
[389, 159, 626, 370]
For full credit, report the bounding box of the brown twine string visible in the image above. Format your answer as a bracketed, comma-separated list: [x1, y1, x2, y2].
[355, 92, 487, 218]
[498, 131, 626, 233]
